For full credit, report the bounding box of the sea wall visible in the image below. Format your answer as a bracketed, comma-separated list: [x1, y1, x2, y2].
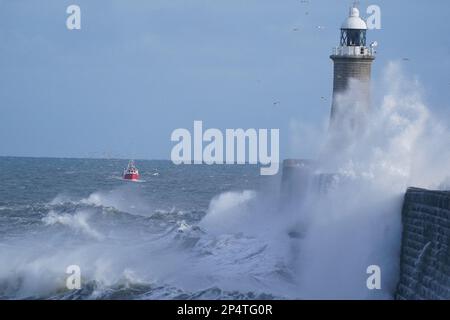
[396, 188, 450, 300]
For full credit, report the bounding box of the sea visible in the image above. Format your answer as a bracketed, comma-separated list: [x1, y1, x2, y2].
[0, 156, 290, 300]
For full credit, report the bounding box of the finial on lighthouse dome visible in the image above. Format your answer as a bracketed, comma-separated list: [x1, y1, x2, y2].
[341, 4, 367, 30]
[350, 6, 360, 17]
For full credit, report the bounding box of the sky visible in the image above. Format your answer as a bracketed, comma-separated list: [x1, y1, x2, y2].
[0, 0, 449, 160]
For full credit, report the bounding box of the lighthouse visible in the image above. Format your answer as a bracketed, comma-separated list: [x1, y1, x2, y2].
[281, 5, 378, 206]
[329, 5, 376, 134]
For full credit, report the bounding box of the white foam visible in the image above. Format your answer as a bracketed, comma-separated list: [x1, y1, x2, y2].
[199, 190, 257, 234]
[290, 62, 449, 299]
[42, 210, 104, 240]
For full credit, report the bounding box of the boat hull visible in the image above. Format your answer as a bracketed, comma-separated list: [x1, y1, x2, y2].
[123, 173, 140, 181]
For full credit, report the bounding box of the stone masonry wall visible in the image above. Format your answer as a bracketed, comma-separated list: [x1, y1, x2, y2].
[396, 187, 450, 300]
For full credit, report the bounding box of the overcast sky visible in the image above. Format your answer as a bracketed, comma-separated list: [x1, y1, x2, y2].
[0, 0, 449, 159]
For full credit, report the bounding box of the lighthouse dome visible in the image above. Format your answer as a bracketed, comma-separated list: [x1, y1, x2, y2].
[341, 7, 367, 30]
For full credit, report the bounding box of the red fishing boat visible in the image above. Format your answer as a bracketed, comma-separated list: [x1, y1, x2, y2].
[123, 160, 140, 181]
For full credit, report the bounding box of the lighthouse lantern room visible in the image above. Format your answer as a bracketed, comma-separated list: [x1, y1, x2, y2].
[333, 6, 375, 57]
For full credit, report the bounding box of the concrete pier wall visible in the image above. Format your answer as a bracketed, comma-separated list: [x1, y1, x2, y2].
[396, 187, 450, 300]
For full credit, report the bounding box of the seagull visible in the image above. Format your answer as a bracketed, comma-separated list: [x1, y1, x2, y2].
[292, 28, 300, 32]
[317, 26, 325, 30]
[402, 57, 410, 61]
[273, 101, 281, 106]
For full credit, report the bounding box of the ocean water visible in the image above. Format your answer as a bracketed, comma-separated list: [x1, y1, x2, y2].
[1, 64, 447, 300]
[0, 157, 286, 300]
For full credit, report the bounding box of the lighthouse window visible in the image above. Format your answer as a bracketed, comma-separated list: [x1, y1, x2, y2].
[342, 29, 367, 47]
[347, 30, 360, 46]
[360, 30, 367, 46]
[340, 30, 347, 46]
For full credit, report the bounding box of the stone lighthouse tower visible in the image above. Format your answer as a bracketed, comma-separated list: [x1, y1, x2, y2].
[281, 4, 378, 205]
[329, 5, 375, 133]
